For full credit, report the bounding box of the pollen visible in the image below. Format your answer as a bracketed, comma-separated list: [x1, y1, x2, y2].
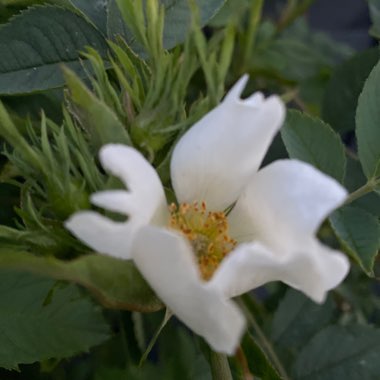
[169, 201, 236, 281]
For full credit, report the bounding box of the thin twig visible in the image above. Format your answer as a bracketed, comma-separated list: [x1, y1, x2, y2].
[344, 178, 380, 205]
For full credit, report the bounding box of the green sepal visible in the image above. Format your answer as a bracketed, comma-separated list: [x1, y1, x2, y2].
[64, 67, 132, 151]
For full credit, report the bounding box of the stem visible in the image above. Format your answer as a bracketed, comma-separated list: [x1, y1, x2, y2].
[209, 351, 233, 380]
[277, 0, 315, 32]
[236, 347, 254, 380]
[238, 296, 290, 380]
[344, 178, 380, 205]
[243, 0, 264, 69]
[139, 309, 172, 366]
[277, 0, 297, 31]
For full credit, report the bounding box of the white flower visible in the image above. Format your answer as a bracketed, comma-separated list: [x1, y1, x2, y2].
[65, 76, 350, 355]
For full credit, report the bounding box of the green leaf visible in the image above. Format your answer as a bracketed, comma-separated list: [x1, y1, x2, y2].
[161, 0, 226, 49]
[330, 206, 380, 276]
[64, 67, 132, 150]
[254, 20, 353, 83]
[0, 250, 162, 312]
[322, 48, 380, 133]
[209, 0, 250, 27]
[95, 366, 158, 380]
[0, 5, 108, 95]
[107, 0, 226, 53]
[69, 0, 108, 34]
[271, 289, 335, 361]
[3, 88, 64, 123]
[356, 59, 380, 180]
[0, 270, 110, 370]
[241, 333, 282, 380]
[368, 0, 380, 38]
[281, 110, 346, 182]
[294, 325, 380, 380]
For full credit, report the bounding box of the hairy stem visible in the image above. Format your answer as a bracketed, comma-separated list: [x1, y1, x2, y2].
[210, 351, 233, 380]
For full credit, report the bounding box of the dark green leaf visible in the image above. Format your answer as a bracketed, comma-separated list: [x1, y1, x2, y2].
[208, 0, 250, 27]
[64, 67, 132, 150]
[95, 366, 158, 380]
[241, 333, 282, 380]
[330, 206, 380, 276]
[356, 59, 380, 180]
[294, 325, 380, 380]
[0, 270, 110, 370]
[323, 48, 380, 133]
[107, 0, 226, 53]
[3, 88, 64, 123]
[271, 289, 335, 357]
[281, 110, 346, 182]
[161, 0, 226, 50]
[107, 0, 145, 57]
[69, 0, 108, 34]
[254, 20, 353, 83]
[368, 0, 380, 38]
[0, 250, 162, 312]
[0, 6, 108, 95]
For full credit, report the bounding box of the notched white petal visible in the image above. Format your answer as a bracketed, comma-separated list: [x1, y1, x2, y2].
[171, 77, 286, 211]
[65, 211, 133, 259]
[98, 144, 168, 225]
[91, 190, 134, 216]
[223, 74, 249, 102]
[229, 159, 348, 249]
[209, 239, 350, 303]
[131, 226, 246, 354]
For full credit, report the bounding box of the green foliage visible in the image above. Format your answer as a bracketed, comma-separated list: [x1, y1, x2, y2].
[209, 0, 250, 27]
[0, 270, 110, 370]
[253, 20, 353, 83]
[112, 0, 226, 54]
[356, 59, 380, 181]
[330, 206, 380, 277]
[281, 110, 346, 182]
[0, 0, 228, 96]
[0, 6, 108, 95]
[271, 289, 335, 365]
[241, 333, 282, 380]
[293, 325, 380, 380]
[343, 157, 380, 218]
[69, 0, 108, 34]
[0, 102, 98, 218]
[64, 67, 132, 151]
[322, 48, 380, 133]
[368, 0, 380, 38]
[0, 250, 162, 312]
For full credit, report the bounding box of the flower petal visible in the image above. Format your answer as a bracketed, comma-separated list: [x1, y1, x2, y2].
[65, 211, 133, 259]
[171, 76, 285, 211]
[131, 226, 246, 354]
[99, 144, 167, 225]
[228, 159, 348, 250]
[65, 144, 168, 259]
[209, 239, 350, 303]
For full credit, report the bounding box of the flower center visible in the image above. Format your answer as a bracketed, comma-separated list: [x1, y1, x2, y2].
[169, 201, 236, 281]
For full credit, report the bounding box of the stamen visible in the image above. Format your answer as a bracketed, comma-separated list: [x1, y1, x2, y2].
[169, 201, 236, 280]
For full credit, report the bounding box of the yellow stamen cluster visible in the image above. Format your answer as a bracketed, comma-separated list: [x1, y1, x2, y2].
[169, 201, 236, 281]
